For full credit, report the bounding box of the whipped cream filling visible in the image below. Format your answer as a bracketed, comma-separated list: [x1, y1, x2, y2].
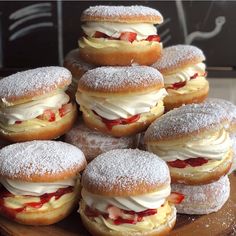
[164, 63, 206, 86]
[82, 22, 157, 41]
[1, 177, 78, 196]
[81, 185, 170, 213]
[76, 88, 167, 120]
[147, 129, 231, 162]
[0, 90, 70, 125]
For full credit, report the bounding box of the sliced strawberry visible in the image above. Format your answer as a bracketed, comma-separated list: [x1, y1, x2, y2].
[172, 81, 186, 89]
[59, 103, 72, 117]
[190, 73, 198, 80]
[84, 206, 100, 218]
[113, 217, 136, 225]
[168, 192, 185, 204]
[121, 114, 140, 124]
[119, 32, 137, 42]
[168, 159, 187, 168]
[124, 208, 157, 217]
[185, 157, 208, 167]
[146, 35, 161, 42]
[107, 206, 123, 220]
[93, 31, 109, 38]
[37, 109, 55, 122]
[15, 120, 22, 124]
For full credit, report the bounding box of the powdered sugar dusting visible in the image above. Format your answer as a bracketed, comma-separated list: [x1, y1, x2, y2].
[0, 141, 85, 180]
[172, 176, 230, 214]
[82, 149, 170, 194]
[82, 5, 162, 20]
[78, 66, 163, 92]
[0, 67, 71, 101]
[152, 45, 205, 72]
[145, 103, 228, 140]
[206, 98, 236, 123]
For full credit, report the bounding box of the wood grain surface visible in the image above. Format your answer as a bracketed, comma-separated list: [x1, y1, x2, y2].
[0, 173, 235, 236]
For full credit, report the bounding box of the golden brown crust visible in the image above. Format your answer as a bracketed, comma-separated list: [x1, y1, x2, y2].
[164, 80, 209, 111]
[170, 150, 233, 185]
[79, 42, 162, 66]
[63, 49, 95, 80]
[79, 202, 176, 236]
[80, 104, 164, 137]
[81, 6, 163, 24]
[0, 103, 78, 143]
[3, 190, 80, 225]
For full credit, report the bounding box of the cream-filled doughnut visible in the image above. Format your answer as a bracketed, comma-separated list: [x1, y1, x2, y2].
[63, 49, 95, 97]
[76, 66, 167, 137]
[79, 5, 163, 66]
[145, 103, 233, 185]
[171, 176, 230, 215]
[65, 121, 137, 162]
[0, 140, 86, 225]
[152, 45, 209, 111]
[0, 67, 77, 142]
[79, 149, 183, 236]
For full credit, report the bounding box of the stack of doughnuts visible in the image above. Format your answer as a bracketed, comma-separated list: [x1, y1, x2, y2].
[144, 103, 232, 214]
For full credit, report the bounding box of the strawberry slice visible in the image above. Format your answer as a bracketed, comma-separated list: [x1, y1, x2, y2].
[37, 109, 55, 122]
[185, 157, 208, 167]
[168, 159, 187, 168]
[146, 35, 161, 42]
[107, 206, 123, 220]
[172, 81, 186, 89]
[190, 73, 198, 80]
[15, 121, 22, 124]
[84, 206, 100, 218]
[113, 217, 136, 225]
[119, 32, 137, 42]
[124, 208, 157, 217]
[93, 31, 109, 38]
[167, 192, 185, 204]
[59, 103, 72, 117]
[121, 114, 140, 124]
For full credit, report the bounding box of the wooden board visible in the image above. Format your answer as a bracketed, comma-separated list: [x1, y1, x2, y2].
[0, 173, 236, 236]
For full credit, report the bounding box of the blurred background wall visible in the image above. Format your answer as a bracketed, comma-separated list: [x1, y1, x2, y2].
[0, 0, 235, 77]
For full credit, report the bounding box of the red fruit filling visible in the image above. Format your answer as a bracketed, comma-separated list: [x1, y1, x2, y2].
[0, 186, 73, 219]
[93, 111, 140, 130]
[92, 31, 160, 42]
[85, 205, 158, 225]
[168, 157, 208, 168]
[167, 192, 185, 204]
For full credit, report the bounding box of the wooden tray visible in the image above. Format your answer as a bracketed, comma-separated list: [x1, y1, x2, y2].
[0, 173, 236, 236]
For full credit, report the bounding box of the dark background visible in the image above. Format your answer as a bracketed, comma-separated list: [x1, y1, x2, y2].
[0, 0, 235, 77]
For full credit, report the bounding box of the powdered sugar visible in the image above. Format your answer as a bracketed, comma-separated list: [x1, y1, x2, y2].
[152, 45, 205, 72]
[82, 149, 170, 194]
[82, 5, 163, 20]
[78, 66, 163, 92]
[0, 140, 85, 180]
[172, 176, 230, 214]
[145, 103, 228, 140]
[0, 67, 72, 102]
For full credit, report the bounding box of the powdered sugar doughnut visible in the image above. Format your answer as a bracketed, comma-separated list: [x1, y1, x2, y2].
[171, 176, 230, 215]
[145, 103, 232, 185]
[79, 5, 163, 66]
[79, 149, 176, 236]
[65, 121, 136, 162]
[0, 140, 86, 225]
[0, 67, 77, 142]
[152, 45, 209, 111]
[76, 66, 167, 137]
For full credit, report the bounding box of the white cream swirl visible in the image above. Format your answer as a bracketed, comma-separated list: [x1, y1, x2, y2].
[76, 88, 167, 120]
[81, 186, 170, 213]
[82, 22, 157, 41]
[148, 129, 231, 162]
[0, 90, 70, 125]
[0, 177, 78, 196]
[164, 63, 206, 86]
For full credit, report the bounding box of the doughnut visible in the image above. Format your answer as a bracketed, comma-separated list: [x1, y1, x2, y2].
[0, 140, 86, 225]
[79, 5, 163, 66]
[0, 67, 77, 142]
[79, 149, 179, 236]
[65, 121, 137, 162]
[152, 45, 209, 111]
[76, 66, 167, 137]
[145, 103, 233, 185]
[63, 49, 95, 97]
[171, 176, 230, 215]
